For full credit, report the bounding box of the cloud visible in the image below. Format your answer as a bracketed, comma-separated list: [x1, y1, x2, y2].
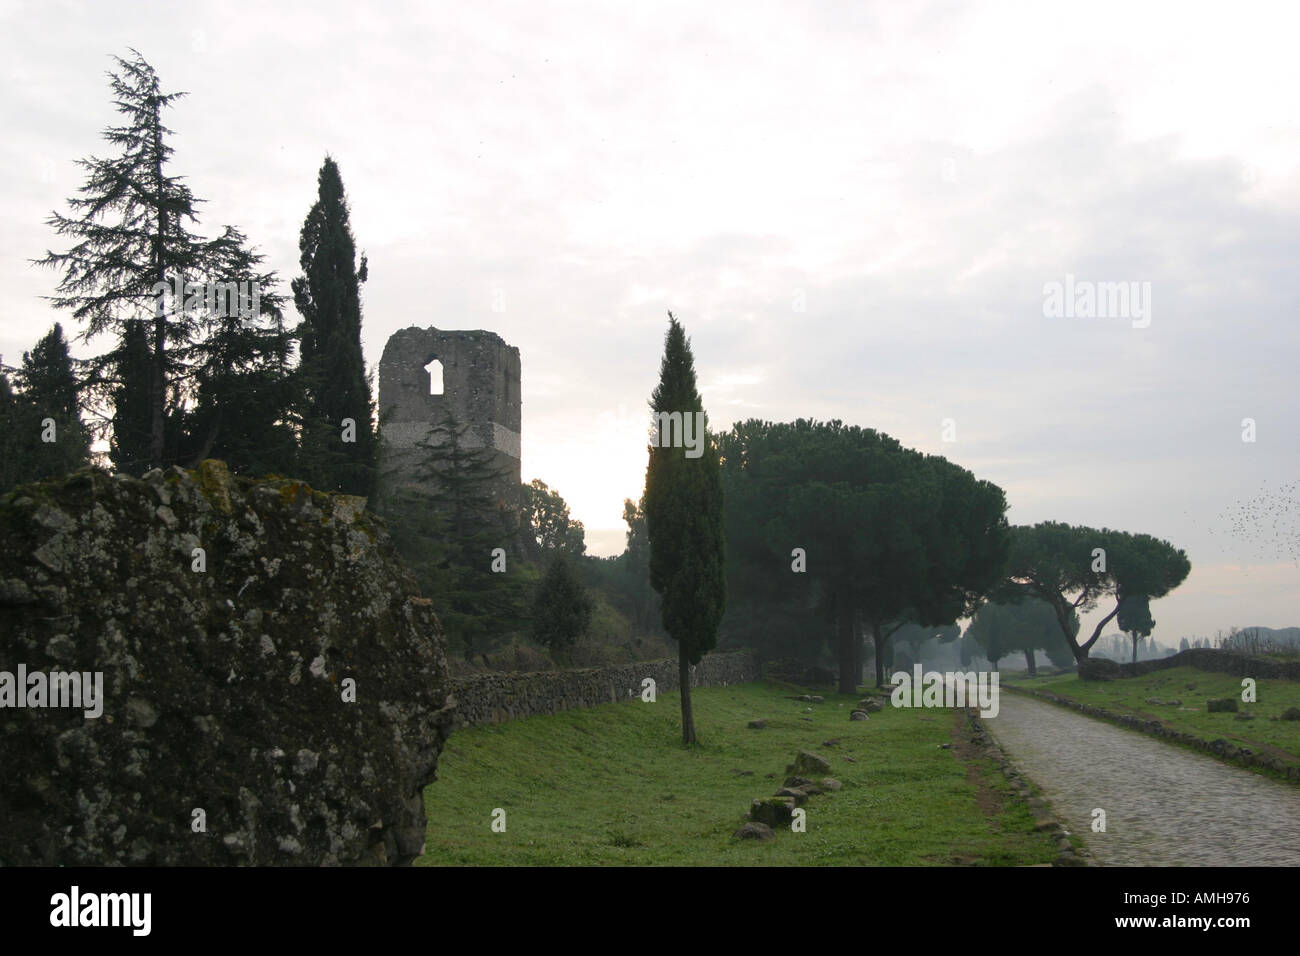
[3, 0, 1297, 643]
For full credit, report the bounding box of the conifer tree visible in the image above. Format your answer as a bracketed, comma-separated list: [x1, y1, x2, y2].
[183, 228, 296, 474]
[105, 319, 153, 475]
[379, 411, 527, 660]
[643, 312, 726, 744]
[1118, 594, 1155, 664]
[292, 156, 376, 496]
[0, 367, 33, 492]
[0, 324, 91, 490]
[531, 552, 595, 655]
[35, 51, 207, 470]
[35, 51, 292, 474]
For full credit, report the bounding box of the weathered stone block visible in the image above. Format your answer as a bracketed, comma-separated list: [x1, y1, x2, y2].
[0, 464, 455, 866]
[750, 797, 797, 827]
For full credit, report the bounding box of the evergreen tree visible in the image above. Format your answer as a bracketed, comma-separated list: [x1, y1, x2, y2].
[1118, 593, 1155, 664]
[36, 51, 207, 470]
[959, 630, 974, 666]
[619, 495, 661, 634]
[35, 51, 293, 475]
[643, 312, 726, 744]
[965, 597, 1077, 674]
[105, 319, 154, 475]
[18, 324, 81, 424]
[378, 410, 527, 660]
[0, 366, 33, 492]
[17, 323, 91, 474]
[0, 326, 92, 492]
[531, 552, 595, 655]
[292, 156, 376, 496]
[183, 228, 297, 475]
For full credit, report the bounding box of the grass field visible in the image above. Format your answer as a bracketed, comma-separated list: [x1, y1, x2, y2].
[417, 681, 1060, 866]
[1005, 667, 1300, 770]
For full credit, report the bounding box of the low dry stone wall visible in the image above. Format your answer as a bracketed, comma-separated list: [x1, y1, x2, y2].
[447, 650, 760, 728]
[1081, 648, 1300, 681]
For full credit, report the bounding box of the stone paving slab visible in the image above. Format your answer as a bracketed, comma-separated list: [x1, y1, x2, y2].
[983, 692, 1300, 866]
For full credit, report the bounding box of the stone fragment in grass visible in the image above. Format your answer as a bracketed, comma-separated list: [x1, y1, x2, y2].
[850, 710, 870, 721]
[750, 796, 797, 827]
[821, 777, 842, 791]
[792, 751, 832, 775]
[733, 821, 775, 841]
[747, 719, 767, 730]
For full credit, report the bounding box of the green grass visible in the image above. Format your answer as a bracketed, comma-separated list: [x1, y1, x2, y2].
[417, 681, 1059, 866]
[1006, 667, 1300, 768]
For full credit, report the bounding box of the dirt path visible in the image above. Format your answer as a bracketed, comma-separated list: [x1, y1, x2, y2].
[984, 692, 1300, 865]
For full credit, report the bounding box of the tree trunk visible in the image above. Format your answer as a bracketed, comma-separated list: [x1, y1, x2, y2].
[837, 606, 856, 695]
[1079, 600, 1122, 659]
[851, 622, 860, 690]
[186, 405, 222, 469]
[873, 621, 885, 688]
[679, 651, 696, 745]
[1024, 647, 1037, 677]
[150, 114, 168, 472]
[855, 611, 868, 687]
[1132, 636, 1138, 665]
[149, 329, 165, 470]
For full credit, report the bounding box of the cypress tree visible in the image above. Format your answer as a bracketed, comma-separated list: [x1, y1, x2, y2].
[106, 319, 154, 475]
[643, 312, 726, 744]
[292, 156, 376, 496]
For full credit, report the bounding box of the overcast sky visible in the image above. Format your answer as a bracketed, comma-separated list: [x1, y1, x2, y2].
[2, 0, 1298, 646]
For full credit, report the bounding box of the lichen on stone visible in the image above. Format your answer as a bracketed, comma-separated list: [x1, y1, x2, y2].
[0, 461, 455, 866]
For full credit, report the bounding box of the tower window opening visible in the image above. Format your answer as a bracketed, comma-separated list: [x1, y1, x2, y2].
[425, 358, 443, 395]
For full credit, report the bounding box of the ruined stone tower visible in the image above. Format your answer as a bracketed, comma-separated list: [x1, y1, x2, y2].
[378, 327, 521, 510]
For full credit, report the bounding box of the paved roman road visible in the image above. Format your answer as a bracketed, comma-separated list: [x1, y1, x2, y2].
[983, 691, 1300, 866]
